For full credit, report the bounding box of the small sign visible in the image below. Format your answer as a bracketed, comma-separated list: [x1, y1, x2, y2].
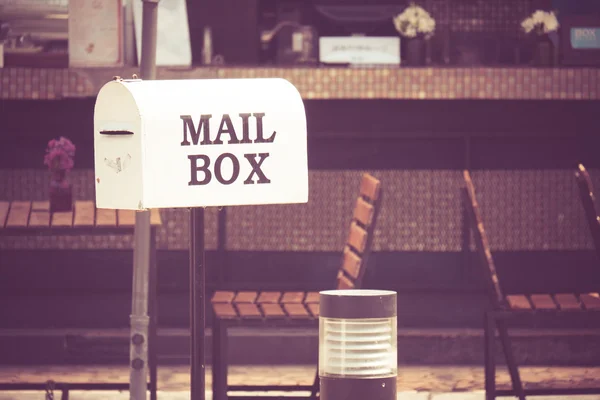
[94, 78, 308, 210]
[561, 15, 600, 65]
[319, 36, 400, 65]
[571, 27, 600, 49]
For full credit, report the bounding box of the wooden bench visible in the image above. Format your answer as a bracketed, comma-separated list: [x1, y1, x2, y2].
[462, 170, 600, 400]
[0, 200, 161, 400]
[210, 173, 382, 400]
[0, 200, 161, 231]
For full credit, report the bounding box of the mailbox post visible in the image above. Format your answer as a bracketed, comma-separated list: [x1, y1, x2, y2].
[131, 1, 159, 399]
[94, 77, 308, 400]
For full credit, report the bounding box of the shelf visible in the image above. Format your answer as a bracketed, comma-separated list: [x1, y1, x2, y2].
[1, 66, 599, 101]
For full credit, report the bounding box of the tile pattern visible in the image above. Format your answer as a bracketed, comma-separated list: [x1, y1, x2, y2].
[471, 170, 597, 251]
[0, 168, 598, 252]
[1, 67, 600, 100]
[218, 68, 600, 100]
[429, 0, 531, 35]
[0, 67, 94, 100]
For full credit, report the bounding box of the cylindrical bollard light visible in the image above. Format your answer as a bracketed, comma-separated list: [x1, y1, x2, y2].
[319, 289, 397, 400]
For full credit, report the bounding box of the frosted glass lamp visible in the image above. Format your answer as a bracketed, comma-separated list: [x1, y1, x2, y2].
[319, 289, 397, 400]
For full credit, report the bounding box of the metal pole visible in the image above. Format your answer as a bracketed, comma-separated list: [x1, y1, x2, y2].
[130, 1, 159, 399]
[130, 211, 151, 400]
[140, 0, 159, 80]
[188, 0, 207, 379]
[123, 0, 136, 65]
[190, 207, 206, 400]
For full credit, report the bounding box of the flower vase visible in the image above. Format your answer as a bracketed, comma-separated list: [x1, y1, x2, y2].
[405, 37, 425, 66]
[49, 170, 73, 213]
[534, 36, 554, 67]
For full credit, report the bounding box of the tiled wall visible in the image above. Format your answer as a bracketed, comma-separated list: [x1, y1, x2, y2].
[425, 0, 532, 34]
[1, 168, 598, 252]
[2, 67, 600, 101]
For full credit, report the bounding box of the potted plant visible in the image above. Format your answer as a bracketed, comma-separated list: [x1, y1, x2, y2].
[393, 3, 436, 66]
[521, 10, 560, 66]
[44, 136, 76, 212]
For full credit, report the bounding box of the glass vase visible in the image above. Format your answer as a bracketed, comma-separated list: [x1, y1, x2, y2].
[49, 170, 73, 213]
[405, 37, 425, 66]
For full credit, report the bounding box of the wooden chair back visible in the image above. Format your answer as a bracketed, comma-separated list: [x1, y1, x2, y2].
[335, 173, 382, 290]
[462, 171, 508, 310]
[575, 164, 600, 264]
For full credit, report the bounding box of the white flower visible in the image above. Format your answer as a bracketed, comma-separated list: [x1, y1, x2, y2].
[521, 18, 535, 34]
[393, 3, 436, 39]
[521, 10, 560, 35]
[543, 11, 559, 33]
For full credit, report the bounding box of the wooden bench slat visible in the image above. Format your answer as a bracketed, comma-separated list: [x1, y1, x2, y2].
[0, 201, 9, 228]
[304, 292, 320, 304]
[281, 292, 305, 303]
[236, 303, 262, 319]
[353, 197, 374, 227]
[28, 211, 50, 227]
[284, 303, 311, 319]
[580, 293, 600, 310]
[347, 222, 367, 253]
[307, 303, 320, 318]
[51, 211, 74, 227]
[506, 295, 532, 310]
[359, 173, 381, 202]
[336, 273, 355, 290]
[31, 201, 49, 211]
[96, 209, 117, 226]
[5, 201, 31, 227]
[341, 247, 362, 280]
[213, 303, 238, 319]
[530, 294, 557, 310]
[257, 292, 281, 304]
[116, 209, 163, 227]
[234, 292, 258, 303]
[260, 303, 286, 319]
[117, 209, 136, 227]
[74, 201, 95, 226]
[554, 293, 582, 310]
[212, 291, 235, 303]
[150, 209, 162, 226]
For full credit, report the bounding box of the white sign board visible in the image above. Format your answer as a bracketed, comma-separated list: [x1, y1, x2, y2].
[319, 37, 400, 66]
[93, 78, 308, 209]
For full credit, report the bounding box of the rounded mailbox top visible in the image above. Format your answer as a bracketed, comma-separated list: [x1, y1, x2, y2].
[319, 289, 397, 319]
[93, 77, 308, 210]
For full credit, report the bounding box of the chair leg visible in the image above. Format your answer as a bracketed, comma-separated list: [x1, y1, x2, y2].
[496, 318, 526, 400]
[484, 311, 496, 400]
[310, 370, 319, 399]
[212, 320, 228, 400]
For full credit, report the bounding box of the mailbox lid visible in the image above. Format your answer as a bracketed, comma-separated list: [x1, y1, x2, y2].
[93, 80, 145, 210]
[122, 78, 309, 208]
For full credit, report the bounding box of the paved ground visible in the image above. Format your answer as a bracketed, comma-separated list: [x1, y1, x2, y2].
[0, 364, 599, 399]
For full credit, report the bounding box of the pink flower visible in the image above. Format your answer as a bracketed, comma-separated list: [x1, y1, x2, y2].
[44, 136, 76, 173]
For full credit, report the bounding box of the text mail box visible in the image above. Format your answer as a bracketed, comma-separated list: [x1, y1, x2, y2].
[94, 77, 308, 210]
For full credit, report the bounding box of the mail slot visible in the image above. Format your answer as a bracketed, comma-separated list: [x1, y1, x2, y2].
[93, 77, 308, 210]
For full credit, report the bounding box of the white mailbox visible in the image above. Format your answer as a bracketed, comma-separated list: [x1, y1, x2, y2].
[93, 78, 308, 210]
